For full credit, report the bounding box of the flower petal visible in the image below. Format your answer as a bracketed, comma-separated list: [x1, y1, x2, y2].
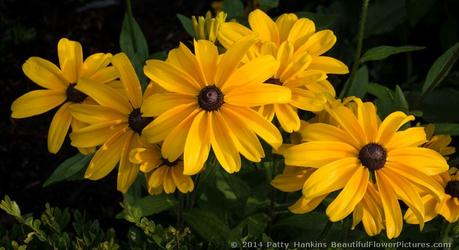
[287, 18, 316, 49]
[183, 111, 211, 175]
[69, 104, 127, 124]
[376, 111, 414, 145]
[248, 9, 280, 44]
[299, 123, 359, 148]
[354, 99, 379, 142]
[80, 53, 113, 79]
[211, 111, 241, 173]
[275, 13, 298, 42]
[282, 142, 357, 167]
[385, 127, 427, 150]
[194, 40, 218, 84]
[296, 30, 336, 56]
[222, 55, 279, 92]
[163, 168, 176, 193]
[142, 103, 198, 143]
[76, 78, 131, 114]
[224, 104, 283, 149]
[274, 103, 300, 133]
[405, 195, 438, 224]
[22, 57, 68, 90]
[376, 171, 403, 239]
[327, 105, 366, 146]
[47, 103, 72, 153]
[161, 108, 198, 162]
[11, 90, 65, 118]
[216, 36, 257, 87]
[275, 41, 294, 78]
[289, 195, 326, 214]
[290, 88, 327, 112]
[58, 38, 83, 83]
[112, 53, 143, 108]
[144, 59, 200, 95]
[141, 93, 196, 117]
[70, 122, 127, 148]
[309, 56, 349, 74]
[85, 129, 128, 180]
[388, 147, 448, 176]
[225, 84, 291, 107]
[167, 43, 206, 86]
[117, 133, 140, 193]
[217, 22, 253, 49]
[303, 157, 360, 197]
[326, 166, 369, 221]
[172, 165, 194, 193]
[220, 106, 265, 162]
[271, 167, 311, 192]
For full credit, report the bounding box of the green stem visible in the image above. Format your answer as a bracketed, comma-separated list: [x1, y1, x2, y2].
[340, 0, 369, 98]
[440, 221, 454, 243]
[125, 0, 138, 52]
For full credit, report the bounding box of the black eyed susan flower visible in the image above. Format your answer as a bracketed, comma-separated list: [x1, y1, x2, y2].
[130, 144, 194, 195]
[218, 9, 348, 132]
[280, 98, 448, 239]
[11, 38, 117, 154]
[69, 52, 154, 193]
[192, 11, 227, 43]
[273, 119, 384, 236]
[141, 37, 291, 175]
[423, 124, 456, 159]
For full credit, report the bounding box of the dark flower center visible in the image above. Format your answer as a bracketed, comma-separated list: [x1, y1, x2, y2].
[162, 158, 179, 167]
[358, 143, 387, 171]
[264, 78, 283, 85]
[66, 83, 87, 103]
[445, 180, 459, 198]
[128, 108, 153, 135]
[198, 85, 224, 111]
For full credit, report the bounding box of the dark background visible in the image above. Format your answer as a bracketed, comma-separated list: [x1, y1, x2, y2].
[1, 0, 458, 239]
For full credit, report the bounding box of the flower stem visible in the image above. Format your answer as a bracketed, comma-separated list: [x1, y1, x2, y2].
[316, 220, 333, 242]
[440, 220, 454, 244]
[340, 0, 369, 98]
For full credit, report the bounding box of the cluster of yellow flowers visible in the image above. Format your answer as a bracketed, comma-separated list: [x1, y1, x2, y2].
[10, 9, 457, 239]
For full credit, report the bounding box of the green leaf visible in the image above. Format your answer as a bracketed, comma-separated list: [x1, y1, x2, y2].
[360, 45, 425, 63]
[246, 213, 268, 239]
[176, 14, 195, 37]
[394, 85, 409, 113]
[406, 0, 436, 27]
[367, 83, 395, 118]
[259, 0, 279, 11]
[43, 153, 92, 187]
[0, 196, 22, 218]
[273, 212, 329, 239]
[365, 0, 406, 38]
[422, 42, 459, 96]
[344, 66, 369, 98]
[420, 88, 459, 123]
[183, 209, 232, 244]
[434, 123, 459, 136]
[119, 12, 149, 87]
[134, 194, 177, 217]
[223, 0, 244, 19]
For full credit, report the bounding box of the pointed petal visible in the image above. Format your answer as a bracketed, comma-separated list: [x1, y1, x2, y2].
[225, 84, 291, 107]
[303, 158, 360, 197]
[76, 78, 131, 114]
[167, 43, 206, 86]
[388, 147, 448, 176]
[271, 168, 311, 192]
[117, 133, 140, 193]
[70, 122, 126, 148]
[144, 59, 200, 95]
[275, 13, 298, 42]
[327, 105, 366, 146]
[84, 129, 128, 180]
[309, 56, 349, 74]
[290, 195, 326, 214]
[112, 53, 143, 108]
[222, 55, 279, 92]
[172, 165, 194, 193]
[224, 104, 283, 149]
[22, 57, 68, 90]
[11, 90, 65, 118]
[385, 127, 427, 150]
[217, 22, 253, 48]
[290, 88, 327, 112]
[211, 111, 241, 173]
[287, 18, 316, 49]
[376, 171, 403, 239]
[282, 142, 357, 167]
[248, 9, 280, 44]
[296, 30, 336, 56]
[142, 103, 198, 143]
[183, 111, 210, 175]
[69, 104, 126, 124]
[299, 123, 358, 148]
[274, 103, 300, 133]
[141, 93, 196, 117]
[194, 40, 218, 84]
[47, 103, 72, 153]
[80, 53, 113, 79]
[275, 41, 294, 78]
[376, 111, 414, 145]
[58, 38, 83, 83]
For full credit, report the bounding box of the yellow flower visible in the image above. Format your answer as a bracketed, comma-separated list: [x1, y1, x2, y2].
[280, 98, 448, 239]
[405, 169, 459, 224]
[69, 52, 154, 193]
[10, 38, 117, 154]
[192, 11, 227, 42]
[273, 120, 385, 236]
[218, 9, 348, 75]
[141, 38, 291, 175]
[130, 144, 194, 195]
[218, 9, 348, 132]
[423, 124, 455, 159]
